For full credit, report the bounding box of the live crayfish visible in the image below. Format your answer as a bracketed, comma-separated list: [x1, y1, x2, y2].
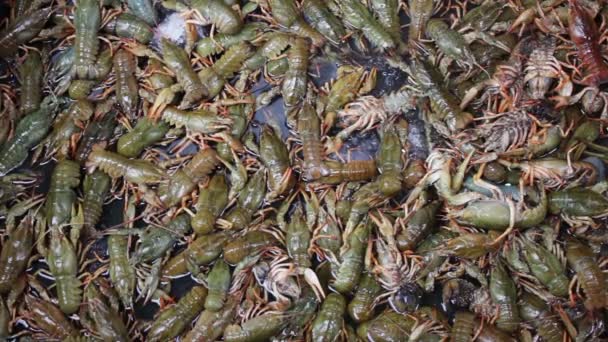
[79, 278, 130, 341]
[198, 42, 256, 98]
[2, 0, 608, 340]
[0, 96, 63, 176]
[72, 0, 105, 80]
[104, 13, 153, 44]
[0, 6, 53, 57]
[191, 0, 243, 35]
[259, 125, 295, 198]
[18, 50, 43, 116]
[311, 292, 346, 342]
[157, 147, 220, 207]
[301, 0, 345, 45]
[47, 228, 83, 315]
[0, 213, 34, 294]
[108, 232, 136, 309]
[117, 117, 170, 158]
[504, 235, 569, 297]
[336, 0, 395, 50]
[22, 295, 78, 340]
[183, 295, 239, 341]
[566, 237, 606, 310]
[281, 37, 310, 110]
[266, 0, 325, 48]
[132, 213, 191, 264]
[160, 105, 233, 134]
[160, 38, 208, 107]
[113, 48, 139, 116]
[34, 99, 95, 161]
[192, 173, 229, 234]
[162, 230, 231, 278]
[146, 286, 208, 342]
[223, 311, 287, 342]
[196, 22, 266, 57]
[86, 147, 167, 185]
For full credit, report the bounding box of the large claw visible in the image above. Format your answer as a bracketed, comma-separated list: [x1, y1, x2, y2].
[5, 195, 44, 233]
[148, 85, 181, 121]
[303, 268, 325, 301]
[324, 137, 343, 156]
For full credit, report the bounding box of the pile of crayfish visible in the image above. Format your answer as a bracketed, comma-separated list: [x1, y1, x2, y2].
[0, 0, 608, 340]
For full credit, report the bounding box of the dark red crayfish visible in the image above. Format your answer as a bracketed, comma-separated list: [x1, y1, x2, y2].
[568, 0, 608, 86]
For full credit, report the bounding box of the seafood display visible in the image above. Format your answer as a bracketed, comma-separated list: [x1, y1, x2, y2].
[1, 0, 608, 341]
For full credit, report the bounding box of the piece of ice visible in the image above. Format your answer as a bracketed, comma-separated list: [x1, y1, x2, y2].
[154, 12, 187, 47]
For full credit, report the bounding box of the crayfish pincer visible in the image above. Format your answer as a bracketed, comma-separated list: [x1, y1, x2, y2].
[47, 230, 82, 315]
